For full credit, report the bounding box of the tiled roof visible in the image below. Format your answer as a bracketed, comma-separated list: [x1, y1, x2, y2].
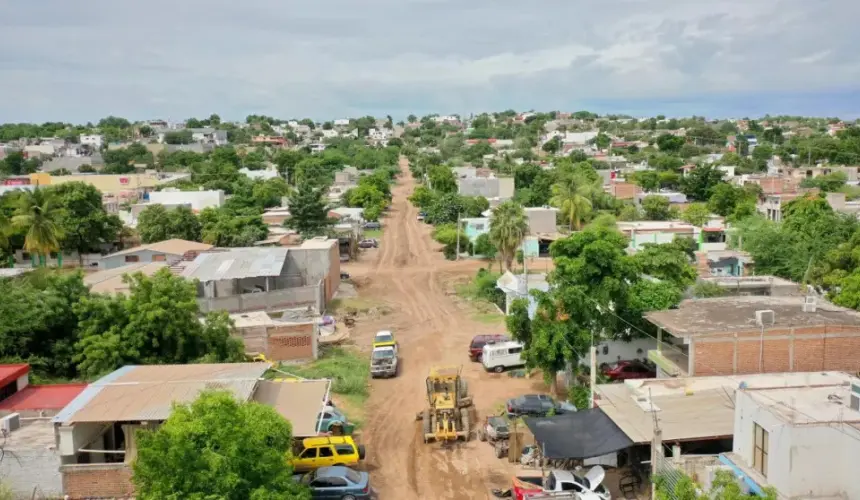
[0, 384, 87, 411]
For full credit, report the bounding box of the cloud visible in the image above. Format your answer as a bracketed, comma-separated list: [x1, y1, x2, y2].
[0, 0, 859, 121]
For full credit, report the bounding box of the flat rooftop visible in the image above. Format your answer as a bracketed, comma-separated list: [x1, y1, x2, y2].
[616, 221, 695, 232]
[597, 371, 853, 444]
[746, 383, 860, 426]
[646, 296, 860, 337]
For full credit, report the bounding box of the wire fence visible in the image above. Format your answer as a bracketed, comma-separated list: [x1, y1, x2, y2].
[654, 454, 688, 500]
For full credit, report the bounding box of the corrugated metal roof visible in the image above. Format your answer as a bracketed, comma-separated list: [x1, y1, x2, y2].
[106, 239, 213, 258]
[253, 379, 330, 437]
[54, 363, 269, 424]
[181, 248, 288, 282]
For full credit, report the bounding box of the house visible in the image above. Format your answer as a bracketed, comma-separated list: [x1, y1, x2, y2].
[239, 165, 280, 181]
[524, 206, 559, 235]
[457, 176, 515, 200]
[230, 309, 319, 362]
[38, 172, 192, 196]
[634, 191, 688, 206]
[0, 364, 87, 497]
[147, 188, 225, 212]
[462, 217, 490, 242]
[496, 271, 549, 317]
[53, 363, 331, 499]
[757, 193, 804, 222]
[79, 134, 104, 149]
[333, 119, 351, 127]
[616, 221, 697, 252]
[696, 276, 799, 297]
[694, 250, 754, 277]
[718, 375, 860, 498]
[825, 192, 860, 216]
[334, 166, 359, 186]
[99, 239, 212, 270]
[262, 206, 291, 225]
[184, 240, 340, 314]
[329, 207, 364, 224]
[84, 262, 170, 295]
[646, 295, 860, 378]
[608, 182, 641, 200]
[452, 166, 477, 179]
[595, 371, 852, 455]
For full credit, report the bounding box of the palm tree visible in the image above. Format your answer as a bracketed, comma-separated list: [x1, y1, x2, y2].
[12, 188, 63, 266]
[550, 178, 594, 232]
[489, 201, 529, 271]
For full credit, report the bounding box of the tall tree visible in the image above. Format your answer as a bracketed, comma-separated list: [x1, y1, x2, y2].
[550, 178, 593, 231]
[134, 390, 311, 500]
[681, 165, 726, 201]
[489, 201, 529, 271]
[136, 204, 174, 243]
[641, 195, 673, 220]
[285, 182, 331, 237]
[12, 188, 63, 265]
[74, 269, 244, 378]
[52, 183, 122, 266]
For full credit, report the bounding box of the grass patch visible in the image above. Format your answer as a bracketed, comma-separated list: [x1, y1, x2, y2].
[288, 347, 369, 400]
[328, 297, 380, 314]
[363, 228, 382, 239]
[472, 311, 505, 324]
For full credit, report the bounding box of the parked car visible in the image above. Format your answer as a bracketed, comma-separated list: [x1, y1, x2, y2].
[340, 272, 350, 279]
[513, 467, 610, 500]
[363, 221, 381, 229]
[417, 212, 427, 221]
[505, 394, 577, 418]
[318, 406, 355, 435]
[478, 415, 510, 442]
[339, 254, 350, 263]
[372, 330, 397, 350]
[358, 239, 378, 249]
[370, 346, 398, 378]
[601, 360, 656, 381]
[294, 466, 376, 500]
[468, 334, 509, 362]
[290, 436, 365, 472]
[482, 341, 525, 373]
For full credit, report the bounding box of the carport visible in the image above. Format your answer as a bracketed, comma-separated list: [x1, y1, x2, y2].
[523, 408, 633, 461]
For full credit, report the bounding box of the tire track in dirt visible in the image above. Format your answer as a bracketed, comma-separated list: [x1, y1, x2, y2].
[355, 157, 537, 500]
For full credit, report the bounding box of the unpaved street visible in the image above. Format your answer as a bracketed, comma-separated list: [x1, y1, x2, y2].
[345, 158, 544, 499]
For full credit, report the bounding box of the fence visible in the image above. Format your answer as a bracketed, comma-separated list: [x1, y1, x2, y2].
[197, 283, 323, 314]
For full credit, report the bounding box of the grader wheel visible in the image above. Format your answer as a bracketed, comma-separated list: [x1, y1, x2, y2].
[460, 410, 471, 441]
[422, 410, 431, 443]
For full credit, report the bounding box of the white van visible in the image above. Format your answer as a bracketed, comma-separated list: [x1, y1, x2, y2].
[482, 341, 525, 373]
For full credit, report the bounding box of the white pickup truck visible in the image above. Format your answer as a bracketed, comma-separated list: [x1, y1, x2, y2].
[370, 345, 398, 378]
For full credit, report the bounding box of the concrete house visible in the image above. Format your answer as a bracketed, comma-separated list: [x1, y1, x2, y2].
[184, 239, 340, 314]
[231, 310, 319, 362]
[99, 239, 213, 270]
[646, 295, 860, 378]
[53, 363, 331, 499]
[457, 176, 514, 201]
[147, 188, 225, 212]
[719, 375, 860, 498]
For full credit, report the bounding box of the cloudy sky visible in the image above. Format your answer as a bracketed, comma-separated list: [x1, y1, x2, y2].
[1, 0, 859, 122]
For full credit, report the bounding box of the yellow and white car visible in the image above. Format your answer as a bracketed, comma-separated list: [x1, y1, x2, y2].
[372, 330, 398, 351]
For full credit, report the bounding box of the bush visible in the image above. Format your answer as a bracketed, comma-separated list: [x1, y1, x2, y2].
[474, 269, 505, 309]
[290, 347, 369, 397]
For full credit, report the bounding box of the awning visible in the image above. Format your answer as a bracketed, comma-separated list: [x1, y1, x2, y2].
[523, 408, 633, 460]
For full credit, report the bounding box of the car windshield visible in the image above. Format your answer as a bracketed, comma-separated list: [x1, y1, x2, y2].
[301, 471, 316, 484]
[375, 334, 393, 343]
[372, 349, 394, 359]
[344, 469, 362, 484]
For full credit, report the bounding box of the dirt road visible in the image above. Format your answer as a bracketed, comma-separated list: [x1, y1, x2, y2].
[346, 158, 543, 499]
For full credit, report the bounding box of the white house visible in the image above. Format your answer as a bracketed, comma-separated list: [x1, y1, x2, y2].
[321, 129, 339, 139]
[79, 134, 104, 149]
[718, 374, 860, 499]
[147, 189, 225, 212]
[333, 119, 351, 127]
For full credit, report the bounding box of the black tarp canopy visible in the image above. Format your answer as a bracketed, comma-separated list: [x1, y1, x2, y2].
[523, 408, 633, 460]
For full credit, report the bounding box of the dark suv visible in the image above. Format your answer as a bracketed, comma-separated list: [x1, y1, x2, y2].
[468, 334, 509, 362]
[505, 394, 577, 418]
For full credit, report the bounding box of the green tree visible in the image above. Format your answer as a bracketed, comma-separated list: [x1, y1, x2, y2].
[681, 165, 726, 201]
[273, 150, 306, 185]
[680, 202, 711, 226]
[285, 182, 331, 237]
[489, 201, 529, 271]
[631, 171, 659, 192]
[708, 183, 744, 217]
[428, 165, 457, 193]
[408, 185, 438, 209]
[633, 243, 697, 288]
[656, 133, 685, 153]
[550, 178, 593, 231]
[473, 233, 497, 259]
[12, 188, 63, 265]
[133, 390, 310, 500]
[200, 208, 268, 247]
[74, 269, 243, 378]
[136, 204, 174, 243]
[164, 130, 193, 145]
[542, 136, 562, 154]
[641, 195, 672, 220]
[52, 183, 122, 266]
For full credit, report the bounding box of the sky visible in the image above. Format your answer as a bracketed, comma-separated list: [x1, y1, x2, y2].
[2, 0, 859, 123]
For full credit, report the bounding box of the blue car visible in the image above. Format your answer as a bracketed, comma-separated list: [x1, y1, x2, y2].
[294, 466, 375, 499]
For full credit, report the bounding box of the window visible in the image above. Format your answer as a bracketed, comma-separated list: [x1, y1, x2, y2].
[152, 254, 166, 261]
[326, 477, 347, 487]
[753, 423, 768, 477]
[300, 448, 317, 459]
[508, 346, 523, 355]
[334, 444, 354, 455]
[125, 255, 140, 263]
[474, 224, 485, 231]
[318, 446, 334, 458]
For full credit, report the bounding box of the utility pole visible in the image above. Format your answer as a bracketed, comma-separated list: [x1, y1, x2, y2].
[455, 212, 461, 261]
[589, 344, 597, 409]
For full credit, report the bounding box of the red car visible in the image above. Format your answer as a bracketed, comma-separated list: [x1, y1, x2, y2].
[602, 360, 656, 381]
[468, 334, 509, 362]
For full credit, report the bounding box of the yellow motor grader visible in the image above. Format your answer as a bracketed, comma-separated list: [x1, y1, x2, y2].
[416, 366, 473, 443]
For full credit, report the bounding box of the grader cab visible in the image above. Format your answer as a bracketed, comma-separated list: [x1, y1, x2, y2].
[417, 366, 473, 443]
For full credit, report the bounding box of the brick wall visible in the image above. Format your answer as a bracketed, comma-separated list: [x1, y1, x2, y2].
[62, 463, 134, 499]
[691, 325, 860, 376]
[610, 182, 641, 200]
[266, 323, 316, 361]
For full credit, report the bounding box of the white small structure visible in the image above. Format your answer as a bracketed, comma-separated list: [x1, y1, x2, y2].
[79, 134, 104, 149]
[148, 189, 225, 212]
